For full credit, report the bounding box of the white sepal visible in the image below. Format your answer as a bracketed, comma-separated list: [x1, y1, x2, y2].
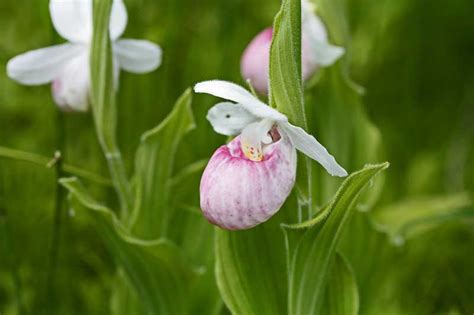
[206, 102, 259, 136]
[194, 80, 287, 122]
[279, 122, 348, 177]
[7, 43, 83, 85]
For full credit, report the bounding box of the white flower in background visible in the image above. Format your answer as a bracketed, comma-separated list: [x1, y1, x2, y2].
[195, 80, 347, 230]
[240, 0, 345, 95]
[7, 0, 162, 112]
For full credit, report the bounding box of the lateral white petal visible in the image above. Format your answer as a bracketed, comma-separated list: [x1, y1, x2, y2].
[49, 0, 127, 43]
[206, 102, 259, 136]
[194, 80, 287, 122]
[115, 39, 162, 73]
[7, 43, 83, 85]
[280, 122, 348, 177]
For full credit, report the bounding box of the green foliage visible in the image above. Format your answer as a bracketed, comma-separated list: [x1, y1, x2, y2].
[306, 0, 385, 209]
[60, 177, 198, 315]
[270, 0, 315, 210]
[215, 215, 290, 315]
[0, 0, 473, 314]
[372, 193, 473, 244]
[132, 89, 195, 239]
[323, 253, 359, 315]
[269, 0, 304, 127]
[284, 163, 388, 314]
[90, 0, 117, 151]
[90, 0, 133, 217]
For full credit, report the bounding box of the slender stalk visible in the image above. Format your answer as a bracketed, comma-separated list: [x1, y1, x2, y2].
[104, 149, 133, 220]
[90, 0, 133, 221]
[0, 146, 112, 186]
[305, 157, 313, 220]
[246, 79, 259, 98]
[46, 110, 66, 308]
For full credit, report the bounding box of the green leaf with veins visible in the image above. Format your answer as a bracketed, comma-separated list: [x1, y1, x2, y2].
[131, 89, 195, 239]
[269, 0, 305, 128]
[284, 163, 389, 315]
[60, 177, 198, 315]
[371, 193, 473, 244]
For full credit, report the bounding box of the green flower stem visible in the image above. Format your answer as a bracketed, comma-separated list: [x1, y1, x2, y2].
[304, 157, 314, 220]
[46, 110, 66, 311]
[90, 0, 133, 220]
[0, 146, 112, 186]
[104, 149, 133, 219]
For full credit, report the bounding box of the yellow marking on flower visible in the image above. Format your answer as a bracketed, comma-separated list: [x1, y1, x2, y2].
[241, 140, 263, 161]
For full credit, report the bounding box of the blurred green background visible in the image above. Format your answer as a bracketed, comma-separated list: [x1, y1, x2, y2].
[0, 0, 473, 314]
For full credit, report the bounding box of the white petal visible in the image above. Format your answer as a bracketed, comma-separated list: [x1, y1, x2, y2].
[240, 119, 274, 161]
[49, 0, 127, 43]
[279, 122, 348, 177]
[109, 0, 128, 41]
[302, 7, 328, 42]
[114, 39, 162, 73]
[50, 0, 93, 43]
[311, 40, 345, 67]
[7, 43, 83, 85]
[194, 80, 287, 122]
[301, 5, 344, 67]
[52, 50, 90, 112]
[206, 102, 259, 136]
[301, 0, 317, 17]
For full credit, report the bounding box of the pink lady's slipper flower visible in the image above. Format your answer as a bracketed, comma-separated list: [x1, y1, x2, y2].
[194, 80, 347, 230]
[241, 0, 345, 95]
[7, 0, 162, 112]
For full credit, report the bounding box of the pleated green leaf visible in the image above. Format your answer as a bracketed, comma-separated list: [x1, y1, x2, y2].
[214, 210, 293, 315]
[307, 70, 385, 208]
[132, 89, 195, 239]
[372, 192, 473, 245]
[269, 0, 305, 128]
[170, 207, 223, 315]
[301, 1, 384, 210]
[269, 0, 315, 213]
[60, 177, 198, 315]
[110, 271, 147, 315]
[322, 253, 359, 315]
[284, 163, 389, 315]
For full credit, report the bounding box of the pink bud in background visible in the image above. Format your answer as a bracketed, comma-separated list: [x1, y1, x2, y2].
[240, 26, 325, 95]
[240, 3, 344, 96]
[240, 27, 273, 95]
[200, 133, 297, 230]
